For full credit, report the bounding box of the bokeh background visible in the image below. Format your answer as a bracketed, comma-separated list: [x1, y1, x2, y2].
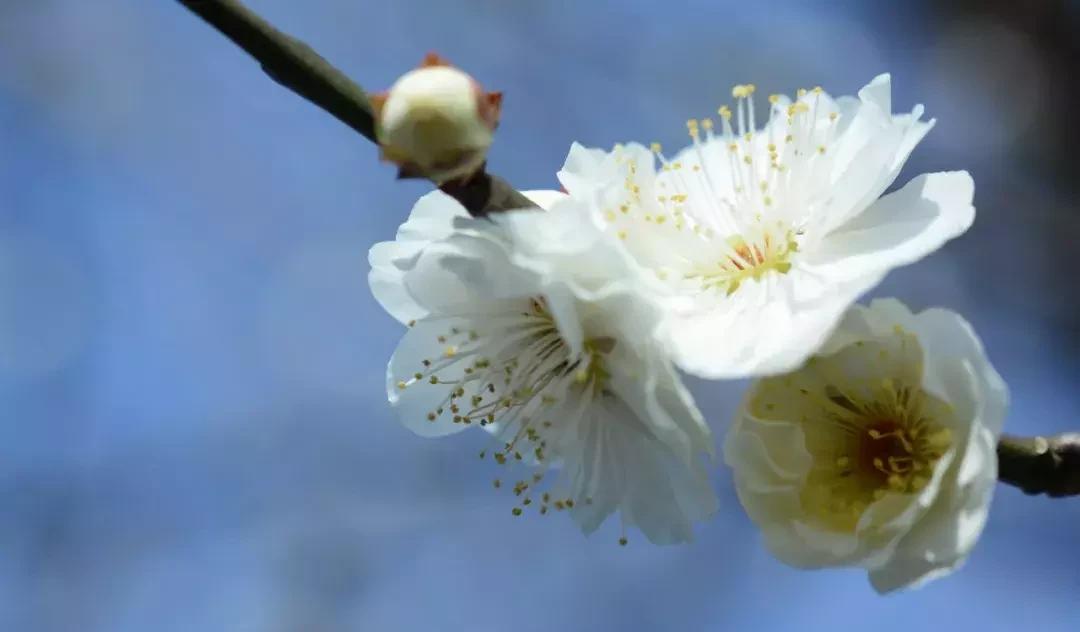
[2, 0, 1079, 630]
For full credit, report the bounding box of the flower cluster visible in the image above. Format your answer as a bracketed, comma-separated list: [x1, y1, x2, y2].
[368, 74, 1007, 592]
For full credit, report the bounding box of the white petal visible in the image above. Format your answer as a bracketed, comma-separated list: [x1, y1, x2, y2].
[522, 189, 569, 210]
[368, 240, 430, 324]
[396, 190, 471, 241]
[557, 142, 612, 197]
[868, 428, 998, 593]
[563, 395, 717, 544]
[402, 233, 543, 315]
[907, 304, 1009, 437]
[666, 270, 879, 379]
[723, 417, 809, 491]
[610, 344, 713, 465]
[817, 74, 936, 234]
[858, 73, 893, 114]
[386, 318, 474, 437]
[368, 191, 470, 323]
[805, 171, 975, 285]
[557, 142, 653, 199]
[368, 189, 559, 324]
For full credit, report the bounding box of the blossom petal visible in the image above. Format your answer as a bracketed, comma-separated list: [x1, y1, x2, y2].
[369, 191, 469, 323]
[369, 189, 563, 323]
[558, 142, 654, 200]
[386, 317, 475, 437]
[666, 270, 880, 379]
[805, 171, 975, 285]
[907, 304, 1009, 438]
[868, 428, 998, 594]
[819, 74, 936, 234]
[563, 395, 717, 544]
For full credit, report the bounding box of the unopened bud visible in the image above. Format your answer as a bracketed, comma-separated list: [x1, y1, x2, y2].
[372, 53, 501, 184]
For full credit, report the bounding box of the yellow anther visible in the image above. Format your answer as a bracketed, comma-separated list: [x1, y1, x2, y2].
[787, 102, 809, 116]
[718, 105, 732, 120]
[829, 112, 839, 121]
[617, 230, 628, 240]
[732, 84, 756, 98]
[797, 88, 808, 98]
[396, 381, 407, 390]
[701, 118, 714, 130]
[812, 86, 823, 94]
[768, 94, 781, 104]
[649, 142, 662, 153]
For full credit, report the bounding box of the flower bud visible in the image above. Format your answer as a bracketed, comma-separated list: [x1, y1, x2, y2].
[372, 53, 502, 184]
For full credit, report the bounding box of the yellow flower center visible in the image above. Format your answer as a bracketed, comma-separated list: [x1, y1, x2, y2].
[797, 379, 952, 533]
[748, 328, 954, 534]
[686, 230, 798, 295]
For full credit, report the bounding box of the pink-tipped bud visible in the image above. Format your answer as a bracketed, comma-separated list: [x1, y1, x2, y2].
[372, 53, 502, 184]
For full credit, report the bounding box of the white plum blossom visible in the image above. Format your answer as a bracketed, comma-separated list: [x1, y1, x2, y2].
[369, 191, 718, 544]
[724, 298, 1007, 592]
[558, 74, 975, 379]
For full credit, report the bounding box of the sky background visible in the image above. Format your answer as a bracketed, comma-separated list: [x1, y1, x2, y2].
[1, 1, 1079, 630]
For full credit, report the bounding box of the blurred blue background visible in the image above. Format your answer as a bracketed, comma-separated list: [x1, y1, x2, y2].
[2, 1, 1079, 630]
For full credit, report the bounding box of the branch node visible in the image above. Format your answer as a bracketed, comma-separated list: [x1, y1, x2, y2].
[998, 433, 1080, 498]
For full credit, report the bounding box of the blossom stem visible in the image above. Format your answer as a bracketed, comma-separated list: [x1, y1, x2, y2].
[175, 0, 536, 217]
[997, 433, 1080, 497]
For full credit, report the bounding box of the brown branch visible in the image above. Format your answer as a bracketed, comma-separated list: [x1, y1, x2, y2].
[997, 433, 1080, 497]
[177, 1, 1080, 499]
[175, 0, 536, 216]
